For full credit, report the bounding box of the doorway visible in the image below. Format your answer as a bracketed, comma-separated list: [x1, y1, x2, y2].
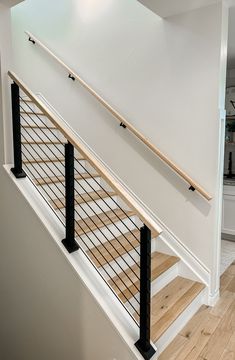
[221, 6, 235, 275]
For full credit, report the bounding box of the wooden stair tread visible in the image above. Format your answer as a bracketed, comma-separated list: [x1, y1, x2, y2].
[50, 190, 116, 210]
[87, 229, 140, 267]
[20, 99, 33, 103]
[34, 172, 98, 186]
[22, 125, 56, 130]
[23, 156, 84, 164]
[22, 140, 64, 145]
[109, 252, 180, 302]
[151, 277, 205, 342]
[20, 111, 44, 115]
[75, 209, 135, 236]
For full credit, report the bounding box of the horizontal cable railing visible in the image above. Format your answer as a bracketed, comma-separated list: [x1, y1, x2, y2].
[9, 71, 161, 359]
[24, 30, 212, 201]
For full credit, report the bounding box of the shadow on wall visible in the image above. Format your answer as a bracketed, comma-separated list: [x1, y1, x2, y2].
[119, 127, 212, 217]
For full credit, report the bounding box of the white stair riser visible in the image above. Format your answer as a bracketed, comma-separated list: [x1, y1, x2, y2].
[100, 246, 140, 280]
[74, 196, 119, 220]
[56, 196, 119, 221]
[78, 216, 137, 249]
[124, 262, 179, 317]
[20, 100, 39, 113]
[74, 177, 102, 195]
[21, 127, 63, 143]
[22, 143, 65, 160]
[100, 247, 140, 276]
[23, 160, 86, 178]
[35, 176, 102, 201]
[21, 114, 50, 127]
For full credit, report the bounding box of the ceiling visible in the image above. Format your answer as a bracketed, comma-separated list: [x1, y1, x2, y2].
[0, 0, 24, 8]
[137, 0, 235, 69]
[137, 0, 222, 18]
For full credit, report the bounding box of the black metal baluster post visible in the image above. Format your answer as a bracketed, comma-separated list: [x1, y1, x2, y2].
[135, 224, 156, 360]
[11, 82, 26, 178]
[62, 141, 79, 253]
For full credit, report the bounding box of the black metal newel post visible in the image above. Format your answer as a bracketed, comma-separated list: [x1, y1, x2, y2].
[135, 225, 156, 360]
[62, 142, 79, 253]
[11, 82, 26, 179]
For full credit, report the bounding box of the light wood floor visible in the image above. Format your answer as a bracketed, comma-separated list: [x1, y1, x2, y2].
[159, 261, 235, 360]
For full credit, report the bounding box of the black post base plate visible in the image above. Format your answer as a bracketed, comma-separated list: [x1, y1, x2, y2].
[11, 167, 27, 179]
[62, 238, 79, 254]
[135, 340, 156, 360]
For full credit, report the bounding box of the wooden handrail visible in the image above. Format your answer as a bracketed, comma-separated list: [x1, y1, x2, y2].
[8, 70, 163, 236]
[24, 31, 212, 201]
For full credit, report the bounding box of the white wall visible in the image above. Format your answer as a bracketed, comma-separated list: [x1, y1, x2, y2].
[0, 5, 141, 360]
[11, 0, 228, 297]
[0, 3, 13, 164]
[0, 168, 140, 360]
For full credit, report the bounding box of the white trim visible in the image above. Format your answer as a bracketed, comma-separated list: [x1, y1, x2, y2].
[211, 1, 229, 304]
[3, 164, 153, 360]
[210, 107, 226, 303]
[208, 289, 220, 306]
[37, 93, 211, 293]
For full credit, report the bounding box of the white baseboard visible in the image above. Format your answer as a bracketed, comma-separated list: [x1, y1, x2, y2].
[207, 289, 220, 306]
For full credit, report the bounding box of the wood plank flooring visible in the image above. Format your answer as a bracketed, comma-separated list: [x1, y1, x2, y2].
[159, 261, 235, 360]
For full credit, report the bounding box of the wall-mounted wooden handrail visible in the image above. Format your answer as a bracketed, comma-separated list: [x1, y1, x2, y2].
[8, 70, 163, 236]
[24, 31, 212, 201]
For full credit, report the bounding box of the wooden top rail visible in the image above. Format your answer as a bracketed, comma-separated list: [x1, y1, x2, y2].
[24, 31, 212, 201]
[8, 70, 163, 236]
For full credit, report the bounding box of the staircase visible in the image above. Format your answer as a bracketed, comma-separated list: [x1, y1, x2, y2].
[8, 71, 206, 359]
